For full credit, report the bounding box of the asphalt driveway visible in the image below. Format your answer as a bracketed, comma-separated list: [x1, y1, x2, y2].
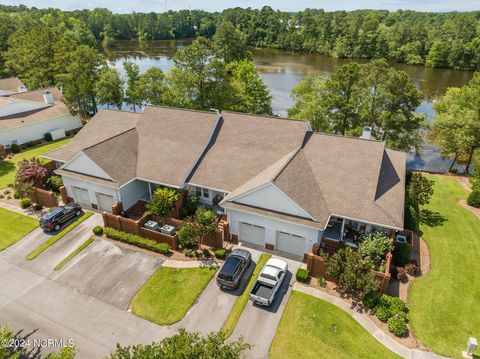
[230, 255, 302, 358]
[174, 250, 262, 335]
[55, 239, 163, 309]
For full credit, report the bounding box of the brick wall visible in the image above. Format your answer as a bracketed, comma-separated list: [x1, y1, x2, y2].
[59, 186, 69, 204]
[203, 230, 224, 249]
[139, 227, 178, 249]
[30, 187, 58, 207]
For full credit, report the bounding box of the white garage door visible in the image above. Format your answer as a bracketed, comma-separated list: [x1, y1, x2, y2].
[72, 187, 89, 207]
[96, 193, 115, 212]
[276, 231, 306, 257]
[239, 222, 265, 247]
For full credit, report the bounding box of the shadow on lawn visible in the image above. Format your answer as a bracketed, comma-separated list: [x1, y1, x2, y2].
[419, 209, 447, 228]
[0, 160, 15, 178]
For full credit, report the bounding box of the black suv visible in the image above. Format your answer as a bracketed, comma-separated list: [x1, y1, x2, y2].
[40, 203, 83, 232]
[217, 249, 252, 289]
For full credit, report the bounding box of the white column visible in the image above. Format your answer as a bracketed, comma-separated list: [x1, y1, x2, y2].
[148, 182, 152, 199]
[340, 218, 346, 241]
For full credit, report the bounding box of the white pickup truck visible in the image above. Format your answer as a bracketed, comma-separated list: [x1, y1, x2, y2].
[249, 258, 288, 306]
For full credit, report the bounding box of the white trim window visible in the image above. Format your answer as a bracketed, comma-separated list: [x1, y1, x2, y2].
[202, 188, 209, 199]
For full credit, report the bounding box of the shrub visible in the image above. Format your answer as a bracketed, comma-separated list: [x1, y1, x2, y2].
[180, 191, 199, 218]
[318, 276, 326, 288]
[381, 295, 408, 314]
[145, 186, 180, 219]
[44, 132, 53, 142]
[326, 247, 380, 294]
[19, 198, 31, 208]
[214, 248, 226, 259]
[33, 204, 43, 211]
[387, 315, 409, 337]
[46, 175, 64, 191]
[467, 190, 480, 208]
[25, 141, 35, 148]
[178, 221, 199, 249]
[7, 183, 13, 188]
[13, 191, 21, 199]
[296, 268, 309, 283]
[183, 248, 194, 257]
[10, 143, 20, 153]
[358, 231, 393, 271]
[0, 195, 4, 199]
[404, 204, 419, 232]
[362, 292, 380, 309]
[374, 306, 392, 322]
[472, 179, 480, 192]
[393, 243, 411, 266]
[104, 227, 170, 254]
[202, 248, 211, 257]
[92, 226, 104, 236]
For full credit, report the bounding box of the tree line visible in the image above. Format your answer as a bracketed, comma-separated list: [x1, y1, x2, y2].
[2, 5, 480, 70]
[0, 10, 271, 117]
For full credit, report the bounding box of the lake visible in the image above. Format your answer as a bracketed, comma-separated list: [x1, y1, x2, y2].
[103, 39, 475, 173]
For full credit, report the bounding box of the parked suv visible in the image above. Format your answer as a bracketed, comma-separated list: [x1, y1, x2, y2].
[217, 248, 252, 289]
[40, 203, 83, 232]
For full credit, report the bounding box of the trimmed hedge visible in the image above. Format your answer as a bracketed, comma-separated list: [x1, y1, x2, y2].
[467, 190, 480, 208]
[92, 226, 103, 236]
[362, 292, 380, 309]
[19, 198, 31, 208]
[387, 315, 409, 337]
[104, 227, 170, 254]
[214, 248, 226, 259]
[393, 243, 411, 266]
[296, 268, 309, 283]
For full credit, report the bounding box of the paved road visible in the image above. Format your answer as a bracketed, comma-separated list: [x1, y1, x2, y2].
[230, 255, 302, 359]
[174, 251, 261, 335]
[0, 259, 174, 358]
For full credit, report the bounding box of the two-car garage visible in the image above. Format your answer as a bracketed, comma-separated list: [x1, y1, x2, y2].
[238, 221, 307, 258]
[71, 186, 115, 211]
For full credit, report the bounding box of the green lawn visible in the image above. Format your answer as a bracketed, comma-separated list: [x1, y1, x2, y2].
[0, 138, 71, 189]
[408, 174, 480, 358]
[131, 266, 217, 325]
[54, 237, 95, 271]
[26, 211, 93, 260]
[0, 207, 38, 250]
[270, 291, 400, 359]
[222, 253, 271, 337]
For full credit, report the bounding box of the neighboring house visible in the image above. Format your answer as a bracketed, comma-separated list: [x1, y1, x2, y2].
[43, 106, 406, 259]
[0, 77, 27, 97]
[0, 87, 83, 147]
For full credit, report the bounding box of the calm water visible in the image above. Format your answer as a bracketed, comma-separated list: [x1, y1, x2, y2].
[103, 39, 475, 173]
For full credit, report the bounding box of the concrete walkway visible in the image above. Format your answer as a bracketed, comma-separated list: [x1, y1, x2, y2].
[293, 284, 448, 359]
[162, 258, 222, 268]
[0, 200, 40, 217]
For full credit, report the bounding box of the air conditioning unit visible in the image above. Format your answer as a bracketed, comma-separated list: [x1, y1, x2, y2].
[160, 224, 176, 236]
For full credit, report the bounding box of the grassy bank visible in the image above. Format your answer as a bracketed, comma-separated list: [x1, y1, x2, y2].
[408, 174, 480, 357]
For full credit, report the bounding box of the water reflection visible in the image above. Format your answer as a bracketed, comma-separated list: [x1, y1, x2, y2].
[102, 39, 474, 173]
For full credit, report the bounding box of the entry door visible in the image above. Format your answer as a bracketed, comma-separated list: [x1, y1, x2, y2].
[276, 231, 306, 257]
[239, 222, 265, 247]
[96, 193, 115, 212]
[72, 187, 89, 207]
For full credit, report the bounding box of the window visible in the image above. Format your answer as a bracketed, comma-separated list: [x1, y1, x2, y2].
[202, 188, 209, 198]
[195, 187, 201, 198]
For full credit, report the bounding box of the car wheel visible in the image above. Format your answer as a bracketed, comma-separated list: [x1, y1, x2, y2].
[75, 210, 81, 217]
[54, 224, 61, 231]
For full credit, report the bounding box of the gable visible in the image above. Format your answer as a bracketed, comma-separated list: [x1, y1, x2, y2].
[61, 152, 113, 181]
[233, 182, 314, 219]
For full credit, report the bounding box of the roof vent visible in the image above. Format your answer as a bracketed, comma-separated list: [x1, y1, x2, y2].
[360, 126, 372, 140]
[17, 85, 27, 93]
[43, 90, 54, 105]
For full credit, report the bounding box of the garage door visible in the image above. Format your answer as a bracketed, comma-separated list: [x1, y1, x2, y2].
[239, 222, 265, 247]
[96, 193, 115, 212]
[72, 187, 89, 207]
[276, 231, 306, 257]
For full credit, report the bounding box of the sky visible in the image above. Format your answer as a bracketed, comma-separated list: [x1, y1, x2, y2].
[1, 0, 479, 13]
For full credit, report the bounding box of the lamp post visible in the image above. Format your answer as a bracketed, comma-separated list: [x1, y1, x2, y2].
[463, 337, 478, 359]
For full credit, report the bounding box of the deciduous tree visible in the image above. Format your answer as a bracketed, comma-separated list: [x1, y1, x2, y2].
[95, 67, 124, 109]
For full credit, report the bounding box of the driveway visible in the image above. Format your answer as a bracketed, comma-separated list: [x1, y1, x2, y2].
[174, 250, 262, 335]
[230, 253, 302, 358]
[0, 259, 174, 358]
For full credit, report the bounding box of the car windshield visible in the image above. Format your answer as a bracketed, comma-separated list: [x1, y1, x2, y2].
[260, 273, 277, 281]
[218, 256, 242, 280]
[43, 207, 63, 219]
